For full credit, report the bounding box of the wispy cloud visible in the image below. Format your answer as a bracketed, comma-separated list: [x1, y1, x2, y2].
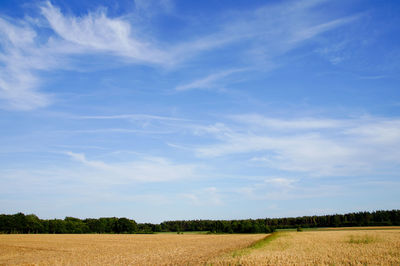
[65, 151, 198, 183]
[0, 18, 52, 110]
[230, 114, 347, 130]
[0, 0, 358, 110]
[0, 1, 172, 111]
[219, 1, 358, 65]
[236, 177, 342, 201]
[172, 1, 359, 92]
[191, 115, 400, 177]
[40, 2, 170, 64]
[289, 16, 359, 44]
[73, 113, 187, 121]
[174, 69, 247, 91]
[52, 128, 175, 135]
[181, 187, 223, 206]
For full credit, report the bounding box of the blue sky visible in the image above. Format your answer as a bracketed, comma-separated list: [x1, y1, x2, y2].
[0, 0, 399, 223]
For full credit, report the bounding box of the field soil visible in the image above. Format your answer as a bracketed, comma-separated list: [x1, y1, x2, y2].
[0, 233, 266, 265]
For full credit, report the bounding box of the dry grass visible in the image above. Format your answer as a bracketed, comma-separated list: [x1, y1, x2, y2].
[1, 229, 399, 265]
[211, 229, 400, 265]
[0, 233, 266, 265]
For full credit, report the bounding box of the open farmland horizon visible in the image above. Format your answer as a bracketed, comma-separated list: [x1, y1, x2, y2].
[1, 1, 399, 264]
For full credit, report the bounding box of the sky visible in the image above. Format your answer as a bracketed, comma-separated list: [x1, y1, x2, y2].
[0, 0, 399, 223]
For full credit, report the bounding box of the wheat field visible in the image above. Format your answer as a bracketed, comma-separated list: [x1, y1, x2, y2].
[211, 229, 400, 265]
[1, 230, 399, 265]
[0, 233, 266, 265]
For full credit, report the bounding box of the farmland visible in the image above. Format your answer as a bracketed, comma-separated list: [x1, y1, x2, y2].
[1, 229, 400, 265]
[0, 233, 265, 265]
[211, 229, 400, 265]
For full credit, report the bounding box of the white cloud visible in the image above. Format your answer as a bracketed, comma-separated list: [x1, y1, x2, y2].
[181, 186, 223, 206]
[222, 1, 358, 65]
[0, 1, 171, 110]
[230, 114, 347, 130]
[172, 1, 359, 91]
[289, 16, 359, 44]
[174, 69, 247, 91]
[235, 177, 342, 201]
[0, 18, 52, 110]
[265, 178, 297, 188]
[66, 151, 110, 170]
[0, 68, 49, 110]
[65, 151, 198, 183]
[192, 115, 400, 177]
[40, 2, 170, 65]
[0, 0, 359, 110]
[190, 123, 233, 137]
[73, 113, 187, 121]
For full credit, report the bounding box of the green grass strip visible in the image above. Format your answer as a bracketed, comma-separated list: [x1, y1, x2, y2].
[231, 232, 281, 258]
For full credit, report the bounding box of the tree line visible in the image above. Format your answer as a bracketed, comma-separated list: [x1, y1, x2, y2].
[160, 209, 400, 233]
[0, 210, 399, 234]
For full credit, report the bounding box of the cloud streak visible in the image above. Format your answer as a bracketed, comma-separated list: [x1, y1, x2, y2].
[73, 113, 187, 121]
[65, 151, 198, 183]
[191, 115, 400, 177]
[0, 0, 359, 110]
[174, 69, 247, 91]
[0, 18, 51, 110]
[40, 2, 170, 64]
[181, 187, 223, 206]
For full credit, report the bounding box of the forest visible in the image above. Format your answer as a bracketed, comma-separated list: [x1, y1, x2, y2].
[0, 210, 399, 234]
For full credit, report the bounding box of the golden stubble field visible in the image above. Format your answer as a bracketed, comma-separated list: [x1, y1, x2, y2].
[1, 229, 400, 265]
[211, 229, 400, 265]
[0, 233, 266, 265]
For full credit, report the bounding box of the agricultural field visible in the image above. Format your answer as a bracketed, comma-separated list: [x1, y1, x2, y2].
[0, 233, 265, 265]
[1, 229, 399, 265]
[211, 229, 400, 265]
